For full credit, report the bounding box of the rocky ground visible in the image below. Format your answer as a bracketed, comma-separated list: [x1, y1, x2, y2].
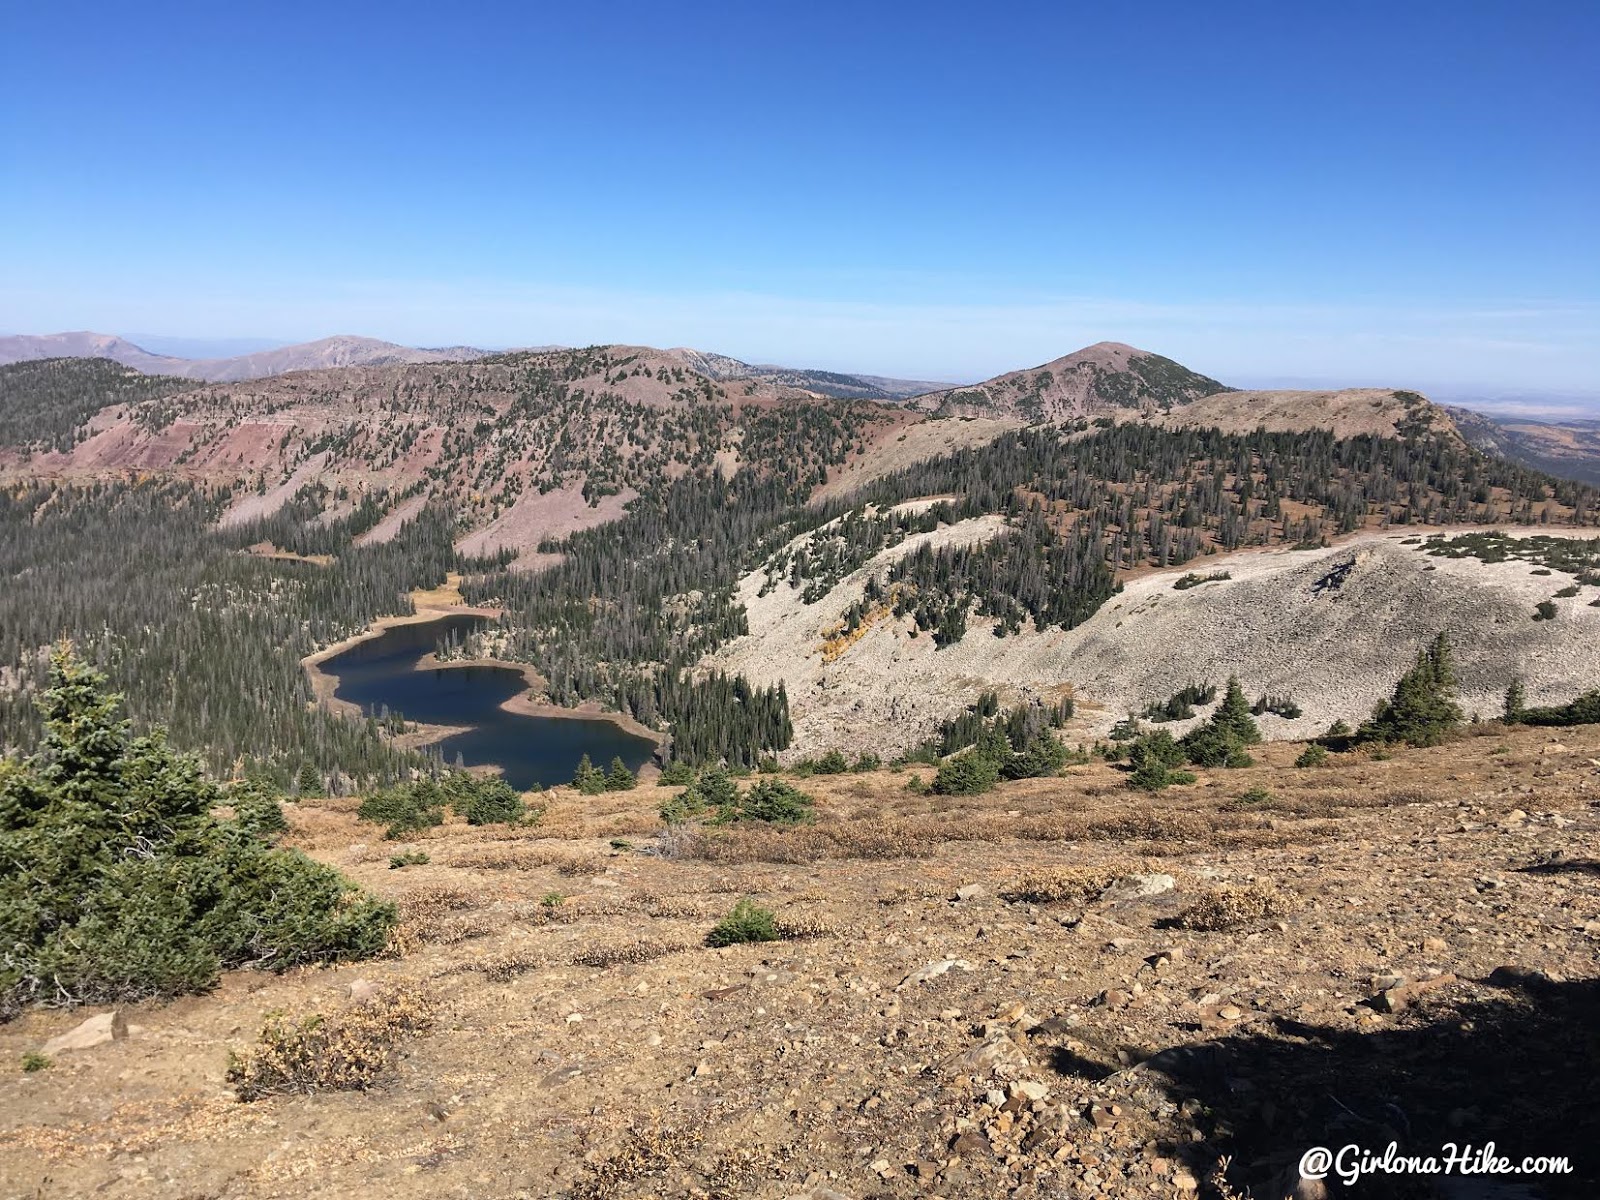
[2, 724, 1598, 1200]
[708, 527, 1600, 759]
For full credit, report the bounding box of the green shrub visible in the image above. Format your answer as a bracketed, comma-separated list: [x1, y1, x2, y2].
[229, 780, 289, 842]
[1108, 714, 1145, 742]
[459, 778, 525, 825]
[21, 1051, 49, 1072]
[1513, 689, 1600, 728]
[932, 749, 1001, 796]
[706, 899, 780, 947]
[1294, 743, 1330, 768]
[1251, 693, 1303, 719]
[1127, 730, 1195, 791]
[658, 790, 694, 825]
[0, 647, 395, 1016]
[357, 781, 446, 839]
[1174, 570, 1231, 590]
[1000, 733, 1070, 779]
[388, 849, 430, 869]
[732, 778, 814, 825]
[1176, 676, 1261, 768]
[1533, 600, 1558, 621]
[1554, 585, 1580, 599]
[1143, 681, 1215, 722]
[658, 760, 696, 786]
[808, 749, 850, 775]
[691, 766, 738, 811]
[852, 751, 881, 772]
[1178, 722, 1253, 768]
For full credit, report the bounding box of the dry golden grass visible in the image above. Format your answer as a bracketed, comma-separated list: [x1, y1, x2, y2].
[1175, 881, 1301, 931]
[999, 864, 1141, 904]
[571, 1118, 703, 1200]
[225, 983, 434, 1100]
[571, 938, 691, 968]
[477, 949, 544, 982]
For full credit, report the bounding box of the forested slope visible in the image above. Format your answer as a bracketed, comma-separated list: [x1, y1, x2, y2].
[3, 343, 1598, 780]
[0, 480, 464, 786]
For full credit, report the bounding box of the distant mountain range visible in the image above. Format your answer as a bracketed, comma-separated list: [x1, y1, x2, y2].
[0, 332, 491, 382]
[7, 330, 1600, 488]
[1447, 406, 1600, 487]
[0, 331, 954, 398]
[665, 348, 951, 401]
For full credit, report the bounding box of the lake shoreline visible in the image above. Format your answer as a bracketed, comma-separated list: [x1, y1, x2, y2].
[301, 591, 665, 772]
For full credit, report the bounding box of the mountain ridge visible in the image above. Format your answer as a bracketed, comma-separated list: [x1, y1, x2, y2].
[0, 331, 955, 398]
[909, 341, 1233, 422]
[0, 331, 494, 382]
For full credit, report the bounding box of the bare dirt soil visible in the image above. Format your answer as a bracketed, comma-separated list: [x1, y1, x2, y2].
[455, 485, 638, 567]
[3, 725, 1597, 1199]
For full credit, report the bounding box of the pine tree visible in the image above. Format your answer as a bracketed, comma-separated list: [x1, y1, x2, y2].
[572, 753, 605, 795]
[0, 645, 393, 1014]
[295, 762, 322, 797]
[1503, 677, 1526, 723]
[697, 764, 739, 812]
[1358, 633, 1464, 747]
[1127, 730, 1193, 791]
[603, 756, 636, 791]
[1178, 675, 1259, 768]
[1212, 676, 1262, 745]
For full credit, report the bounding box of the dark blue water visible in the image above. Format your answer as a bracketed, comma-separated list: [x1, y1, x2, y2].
[321, 614, 657, 790]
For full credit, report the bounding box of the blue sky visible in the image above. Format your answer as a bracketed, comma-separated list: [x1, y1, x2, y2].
[2, 0, 1596, 394]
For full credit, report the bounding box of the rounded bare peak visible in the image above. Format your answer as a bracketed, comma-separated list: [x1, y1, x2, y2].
[1029, 341, 1148, 371]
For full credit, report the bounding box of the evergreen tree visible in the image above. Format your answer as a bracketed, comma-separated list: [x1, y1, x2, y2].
[572, 753, 605, 795]
[697, 771, 739, 819]
[1503, 677, 1526, 723]
[295, 762, 322, 797]
[1178, 675, 1259, 768]
[730, 778, 814, 825]
[1212, 676, 1262, 745]
[1358, 633, 1464, 747]
[931, 749, 1001, 796]
[603, 756, 636, 791]
[0, 646, 393, 1015]
[458, 777, 525, 825]
[1127, 730, 1194, 791]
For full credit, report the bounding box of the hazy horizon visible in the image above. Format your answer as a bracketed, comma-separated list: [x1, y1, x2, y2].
[4, 1, 1596, 395]
[8, 324, 1600, 413]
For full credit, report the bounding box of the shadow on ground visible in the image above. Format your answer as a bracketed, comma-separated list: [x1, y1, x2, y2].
[1516, 859, 1600, 878]
[1130, 974, 1596, 1198]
